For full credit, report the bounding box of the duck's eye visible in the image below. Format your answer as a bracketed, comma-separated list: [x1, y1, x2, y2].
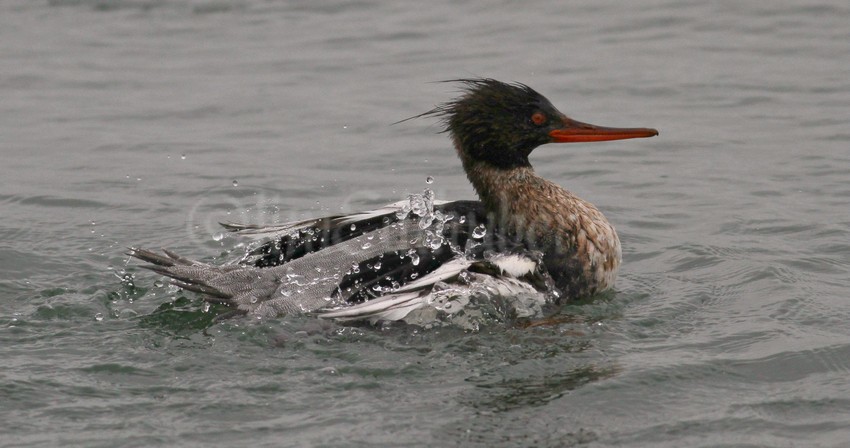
[531, 112, 547, 126]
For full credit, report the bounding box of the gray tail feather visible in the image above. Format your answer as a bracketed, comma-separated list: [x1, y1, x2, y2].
[126, 247, 191, 267]
[218, 222, 257, 232]
[126, 247, 233, 301]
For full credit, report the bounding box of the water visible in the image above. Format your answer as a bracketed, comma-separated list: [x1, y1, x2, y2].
[2, 0, 849, 446]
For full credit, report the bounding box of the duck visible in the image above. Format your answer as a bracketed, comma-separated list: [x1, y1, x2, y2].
[128, 79, 658, 323]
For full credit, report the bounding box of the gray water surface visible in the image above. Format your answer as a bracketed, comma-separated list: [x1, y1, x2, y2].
[2, 1, 850, 447]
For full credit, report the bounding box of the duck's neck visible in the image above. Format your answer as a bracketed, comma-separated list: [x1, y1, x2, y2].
[463, 161, 538, 217]
[455, 140, 547, 223]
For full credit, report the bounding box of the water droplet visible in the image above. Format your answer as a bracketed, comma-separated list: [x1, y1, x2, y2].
[396, 205, 411, 220]
[418, 215, 434, 229]
[472, 224, 487, 239]
[350, 224, 356, 231]
[459, 216, 466, 224]
[411, 198, 427, 217]
[249, 296, 258, 304]
[180, 154, 186, 160]
[212, 232, 225, 242]
[203, 302, 211, 312]
[361, 242, 372, 250]
[410, 272, 419, 279]
[153, 280, 164, 288]
[425, 176, 434, 184]
[407, 249, 420, 266]
[373, 262, 381, 270]
[94, 313, 104, 322]
[232, 180, 238, 187]
[351, 263, 360, 274]
[320, 366, 339, 375]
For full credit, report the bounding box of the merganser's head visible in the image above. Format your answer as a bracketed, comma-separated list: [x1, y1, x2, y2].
[426, 78, 658, 169]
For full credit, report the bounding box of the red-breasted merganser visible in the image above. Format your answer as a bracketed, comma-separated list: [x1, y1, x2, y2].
[129, 79, 658, 323]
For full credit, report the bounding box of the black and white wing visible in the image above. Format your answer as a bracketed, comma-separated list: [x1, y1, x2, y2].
[129, 199, 554, 322]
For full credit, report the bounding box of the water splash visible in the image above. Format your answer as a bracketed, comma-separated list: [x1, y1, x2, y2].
[472, 224, 486, 239]
[407, 249, 420, 266]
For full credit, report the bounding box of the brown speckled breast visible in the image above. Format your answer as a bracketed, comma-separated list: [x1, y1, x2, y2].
[463, 159, 622, 298]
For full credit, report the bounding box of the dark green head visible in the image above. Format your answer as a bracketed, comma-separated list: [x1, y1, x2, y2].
[422, 78, 658, 169]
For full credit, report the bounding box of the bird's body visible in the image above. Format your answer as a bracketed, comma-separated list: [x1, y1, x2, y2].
[129, 79, 657, 323]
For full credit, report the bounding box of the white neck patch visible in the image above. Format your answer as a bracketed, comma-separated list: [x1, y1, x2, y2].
[491, 254, 537, 278]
